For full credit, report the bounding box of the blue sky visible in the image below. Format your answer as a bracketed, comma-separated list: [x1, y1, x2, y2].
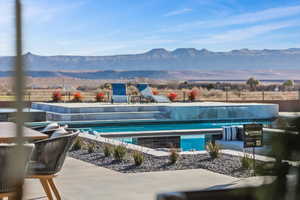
[1, 0, 300, 56]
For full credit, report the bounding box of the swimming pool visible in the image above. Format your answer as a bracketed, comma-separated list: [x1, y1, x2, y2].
[76, 120, 274, 151]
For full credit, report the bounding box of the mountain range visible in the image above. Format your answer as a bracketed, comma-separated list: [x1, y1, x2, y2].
[0, 69, 299, 80]
[1, 48, 300, 71]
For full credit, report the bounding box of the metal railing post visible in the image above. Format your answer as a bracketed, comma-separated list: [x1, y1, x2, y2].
[13, 0, 26, 199]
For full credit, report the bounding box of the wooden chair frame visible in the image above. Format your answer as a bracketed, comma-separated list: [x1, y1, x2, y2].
[0, 192, 16, 200]
[27, 174, 60, 200]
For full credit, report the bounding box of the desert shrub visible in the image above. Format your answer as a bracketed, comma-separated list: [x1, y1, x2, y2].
[95, 92, 105, 102]
[77, 86, 98, 91]
[6, 91, 14, 96]
[200, 88, 223, 99]
[206, 142, 220, 159]
[52, 91, 62, 102]
[233, 90, 242, 98]
[209, 90, 223, 98]
[88, 143, 96, 154]
[128, 85, 138, 95]
[113, 145, 127, 161]
[246, 77, 260, 90]
[169, 148, 180, 164]
[199, 88, 209, 97]
[240, 154, 253, 169]
[132, 151, 144, 166]
[71, 138, 84, 151]
[168, 92, 178, 102]
[103, 144, 113, 157]
[72, 92, 83, 102]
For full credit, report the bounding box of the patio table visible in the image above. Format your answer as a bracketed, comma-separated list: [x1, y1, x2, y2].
[0, 122, 48, 143]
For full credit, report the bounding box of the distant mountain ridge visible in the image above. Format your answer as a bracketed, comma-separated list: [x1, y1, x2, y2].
[0, 70, 172, 79]
[1, 48, 300, 70]
[0, 69, 299, 80]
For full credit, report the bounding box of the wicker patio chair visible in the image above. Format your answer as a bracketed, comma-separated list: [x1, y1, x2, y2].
[0, 144, 33, 200]
[26, 130, 79, 200]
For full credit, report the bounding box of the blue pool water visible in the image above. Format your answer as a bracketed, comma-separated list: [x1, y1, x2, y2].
[78, 121, 272, 133]
[78, 120, 273, 151]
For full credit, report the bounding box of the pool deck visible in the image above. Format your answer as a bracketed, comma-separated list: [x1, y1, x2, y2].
[0, 108, 46, 122]
[24, 157, 274, 200]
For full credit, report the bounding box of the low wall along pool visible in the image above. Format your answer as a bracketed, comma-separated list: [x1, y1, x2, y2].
[77, 120, 274, 151]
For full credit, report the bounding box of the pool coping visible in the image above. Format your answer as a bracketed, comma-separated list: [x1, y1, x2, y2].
[34, 102, 279, 108]
[99, 128, 223, 138]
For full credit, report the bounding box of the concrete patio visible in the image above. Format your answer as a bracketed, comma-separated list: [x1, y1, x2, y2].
[23, 157, 271, 200]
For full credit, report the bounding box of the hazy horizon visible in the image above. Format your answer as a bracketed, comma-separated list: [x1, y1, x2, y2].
[1, 46, 300, 57]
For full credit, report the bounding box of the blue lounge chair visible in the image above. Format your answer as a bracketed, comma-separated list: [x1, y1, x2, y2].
[111, 83, 129, 103]
[136, 83, 170, 103]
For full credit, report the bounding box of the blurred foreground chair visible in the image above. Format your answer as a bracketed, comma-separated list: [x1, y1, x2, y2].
[157, 185, 271, 200]
[0, 144, 33, 200]
[26, 131, 79, 200]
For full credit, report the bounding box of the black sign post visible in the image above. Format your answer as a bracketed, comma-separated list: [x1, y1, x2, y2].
[243, 124, 264, 175]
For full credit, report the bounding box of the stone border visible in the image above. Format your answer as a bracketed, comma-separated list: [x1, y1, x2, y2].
[72, 133, 300, 177]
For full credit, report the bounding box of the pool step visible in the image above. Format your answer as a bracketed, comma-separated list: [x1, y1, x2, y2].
[64, 118, 169, 125]
[46, 111, 170, 121]
[32, 103, 166, 113]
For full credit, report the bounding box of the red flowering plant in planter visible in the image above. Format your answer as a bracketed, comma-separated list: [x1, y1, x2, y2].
[95, 92, 105, 102]
[72, 92, 83, 102]
[188, 89, 200, 102]
[168, 92, 178, 102]
[152, 90, 159, 95]
[52, 91, 62, 102]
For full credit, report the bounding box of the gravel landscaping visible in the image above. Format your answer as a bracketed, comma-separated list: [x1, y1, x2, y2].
[69, 148, 253, 178]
